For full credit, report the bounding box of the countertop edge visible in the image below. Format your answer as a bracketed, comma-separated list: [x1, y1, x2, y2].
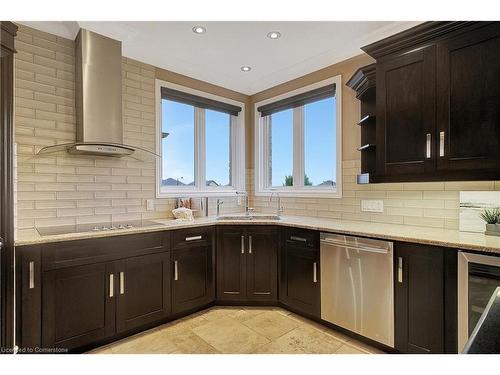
[14, 216, 500, 254]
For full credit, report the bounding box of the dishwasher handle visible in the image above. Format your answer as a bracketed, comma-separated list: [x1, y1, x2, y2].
[321, 240, 390, 254]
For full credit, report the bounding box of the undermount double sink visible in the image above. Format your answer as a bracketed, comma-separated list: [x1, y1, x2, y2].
[216, 214, 281, 221]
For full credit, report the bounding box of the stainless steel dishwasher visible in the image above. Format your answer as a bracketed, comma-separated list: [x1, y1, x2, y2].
[320, 232, 394, 347]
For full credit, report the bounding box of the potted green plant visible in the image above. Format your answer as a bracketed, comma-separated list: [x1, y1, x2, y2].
[480, 208, 500, 236]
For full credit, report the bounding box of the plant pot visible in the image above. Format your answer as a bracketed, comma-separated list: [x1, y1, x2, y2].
[485, 223, 500, 236]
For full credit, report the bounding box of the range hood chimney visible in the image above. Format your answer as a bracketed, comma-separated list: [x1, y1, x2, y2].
[37, 29, 152, 157]
[69, 29, 133, 156]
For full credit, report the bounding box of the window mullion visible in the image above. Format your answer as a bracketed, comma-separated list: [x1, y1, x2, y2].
[261, 115, 271, 190]
[293, 106, 305, 188]
[195, 107, 206, 190]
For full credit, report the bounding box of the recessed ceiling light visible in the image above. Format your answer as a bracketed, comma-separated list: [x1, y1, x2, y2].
[240, 66, 252, 72]
[192, 26, 206, 34]
[267, 31, 281, 39]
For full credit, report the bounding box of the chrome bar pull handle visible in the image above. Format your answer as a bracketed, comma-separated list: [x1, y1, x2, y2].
[241, 235, 245, 254]
[398, 257, 403, 283]
[313, 262, 318, 283]
[439, 131, 445, 157]
[174, 261, 179, 281]
[185, 235, 202, 242]
[249, 236, 252, 254]
[109, 274, 114, 298]
[290, 236, 307, 243]
[119, 272, 125, 294]
[426, 133, 431, 159]
[29, 261, 35, 289]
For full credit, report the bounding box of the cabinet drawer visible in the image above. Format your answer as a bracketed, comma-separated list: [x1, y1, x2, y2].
[281, 227, 319, 249]
[42, 232, 170, 271]
[172, 227, 213, 249]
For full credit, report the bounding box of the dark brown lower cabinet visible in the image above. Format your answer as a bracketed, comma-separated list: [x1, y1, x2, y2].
[115, 252, 171, 333]
[171, 242, 215, 314]
[279, 228, 320, 318]
[394, 242, 458, 354]
[42, 262, 116, 351]
[246, 226, 278, 300]
[216, 226, 246, 300]
[217, 226, 277, 302]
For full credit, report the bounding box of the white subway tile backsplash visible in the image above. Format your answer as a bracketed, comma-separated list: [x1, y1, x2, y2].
[14, 24, 500, 232]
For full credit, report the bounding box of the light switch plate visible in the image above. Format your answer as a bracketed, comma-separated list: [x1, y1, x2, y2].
[146, 199, 154, 211]
[361, 200, 384, 213]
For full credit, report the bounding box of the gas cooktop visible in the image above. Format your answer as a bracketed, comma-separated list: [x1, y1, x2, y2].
[35, 220, 160, 236]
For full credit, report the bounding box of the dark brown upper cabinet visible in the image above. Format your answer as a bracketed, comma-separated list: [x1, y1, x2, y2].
[216, 226, 277, 302]
[376, 45, 436, 177]
[436, 22, 500, 173]
[357, 21, 500, 182]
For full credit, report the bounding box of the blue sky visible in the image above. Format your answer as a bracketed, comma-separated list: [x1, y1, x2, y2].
[270, 97, 336, 186]
[162, 100, 230, 185]
[162, 96, 336, 187]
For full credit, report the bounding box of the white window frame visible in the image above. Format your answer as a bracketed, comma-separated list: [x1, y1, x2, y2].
[155, 79, 245, 198]
[254, 76, 342, 198]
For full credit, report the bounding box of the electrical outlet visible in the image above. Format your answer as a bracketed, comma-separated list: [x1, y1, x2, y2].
[361, 200, 384, 213]
[146, 199, 154, 211]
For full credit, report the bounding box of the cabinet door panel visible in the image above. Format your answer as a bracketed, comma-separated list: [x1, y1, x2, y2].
[280, 246, 320, 318]
[246, 227, 277, 301]
[42, 263, 115, 351]
[437, 23, 500, 171]
[116, 252, 171, 333]
[216, 226, 246, 300]
[172, 245, 214, 314]
[395, 243, 444, 353]
[377, 46, 436, 176]
[17, 246, 42, 350]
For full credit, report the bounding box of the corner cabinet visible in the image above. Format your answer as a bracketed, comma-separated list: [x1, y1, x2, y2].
[216, 225, 277, 302]
[357, 21, 500, 183]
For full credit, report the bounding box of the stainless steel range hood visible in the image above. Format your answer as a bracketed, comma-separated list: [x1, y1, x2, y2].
[37, 29, 155, 158]
[70, 29, 132, 156]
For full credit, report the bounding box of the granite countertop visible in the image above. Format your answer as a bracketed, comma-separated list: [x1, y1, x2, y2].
[463, 287, 500, 353]
[14, 215, 500, 254]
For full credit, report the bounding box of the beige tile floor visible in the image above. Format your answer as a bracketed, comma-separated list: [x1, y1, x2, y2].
[89, 306, 385, 354]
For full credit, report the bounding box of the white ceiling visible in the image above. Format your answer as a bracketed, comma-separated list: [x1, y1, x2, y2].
[18, 21, 420, 95]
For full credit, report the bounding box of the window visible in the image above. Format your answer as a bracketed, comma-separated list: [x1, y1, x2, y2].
[161, 100, 195, 187]
[205, 109, 231, 187]
[255, 76, 342, 197]
[156, 80, 245, 197]
[268, 108, 293, 187]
